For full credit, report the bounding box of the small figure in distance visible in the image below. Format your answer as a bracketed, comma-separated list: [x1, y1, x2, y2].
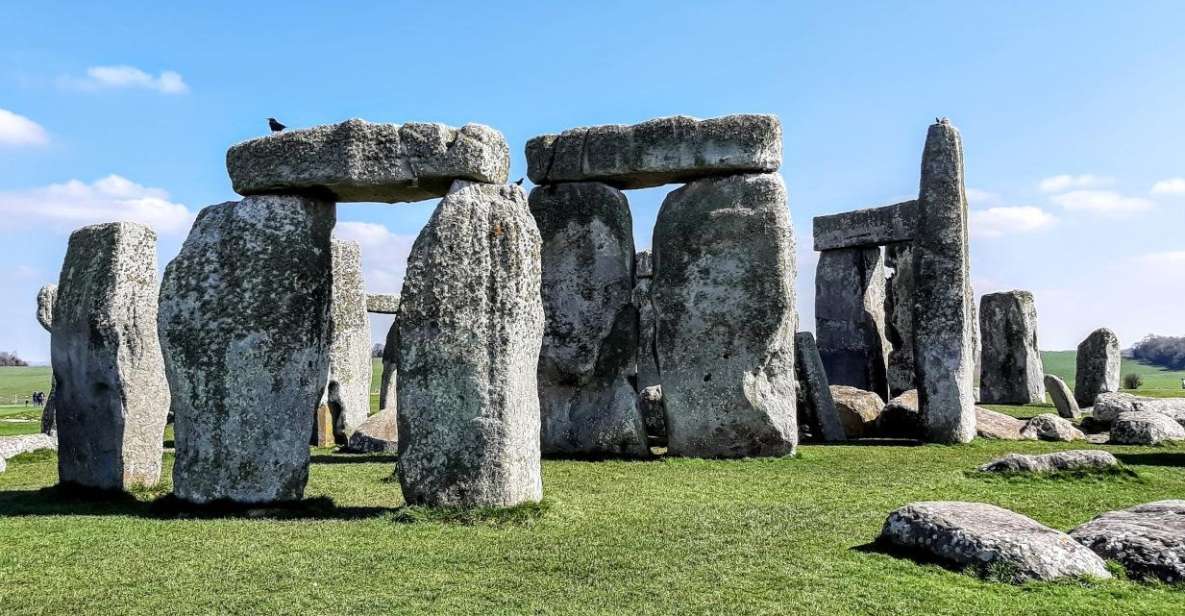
[268, 117, 286, 133]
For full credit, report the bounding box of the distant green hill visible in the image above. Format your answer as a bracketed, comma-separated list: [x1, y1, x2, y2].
[1041, 350, 1185, 393]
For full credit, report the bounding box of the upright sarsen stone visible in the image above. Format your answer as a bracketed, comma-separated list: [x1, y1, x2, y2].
[1075, 328, 1120, 407]
[978, 291, 1045, 404]
[52, 223, 169, 490]
[912, 119, 975, 444]
[815, 246, 889, 399]
[320, 240, 372, 443]
[159, 195, 334, 504]
[529, 182, 648, 457]
[397, 181, 544, 507]
[653, 173, 797, 458]
[794, 331, 845, 442]
[36, 284, 58, 435]
[884, 243, 916, 396]
[378, 318, 398, 412]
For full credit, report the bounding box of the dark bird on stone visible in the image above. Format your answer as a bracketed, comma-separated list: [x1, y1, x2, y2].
[514, 177, 524, 186]
[268, 118, 286, 133]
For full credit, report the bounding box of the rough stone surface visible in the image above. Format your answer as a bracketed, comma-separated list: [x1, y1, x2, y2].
[976, 407, 1034, 440]
[227, 119, 509, 203]
[978, 450, 1118, 474]
[36, 283, 58, 435]
[378, 319, 398, 412]
[1071, 500, 1185, 583]
[812, 200, 918, 251]
[1075, 328, 1121, 407]
[815, 247, 889, 399]
[978, 291, 1045, 404]
[653, 173, 797, 458]
[365, 293, 400, 314]
[52, 222, 169, 490]
[321, 240, 372, 443]
[311, 404, 334, 448]
[637, 385, 666, 446]
[0, 433, 57, 461]
[396, 181, 544, 508]
[912, 120, 976, 444]
[794, 332, 845, 442]
[633, 277, 660, 393]
[345, 409, 397, 454]
[1044, 374, 1080, 419]
[1109, 411, 1185, 445]
[884, 243, 916, 396]
[530, 182, 648, 457]
[526, 115, 781, 189]
[159, 195, 334, 504]
[1021, 413, 1086, 442]
[876, 389, 921, 439]
[879, 501, 1111, 582]
[635, 250, 654, 279]
[829, 385, 883, 439]
[1092, 392, 1185, 425]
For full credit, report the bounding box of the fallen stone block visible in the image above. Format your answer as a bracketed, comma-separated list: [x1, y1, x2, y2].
[1109, 411, 1185, 445]
[829, 385, 882, 439]
[876, 389, 920, 439]
[975, 407, 1035, 441]
[345, 409, 397, 454]
[1092, 392, 1185, 425]
[1071, 500, 1185, 583]
[977, 450, 1118, 474]
[1021, 413, 1086, 442]
[0, 433, 57, 461]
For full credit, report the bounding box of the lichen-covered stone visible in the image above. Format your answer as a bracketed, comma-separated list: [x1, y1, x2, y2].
[227, 119, 509, 203]
[912, 120, 975, 444]
[976, 407, 1034, 441]
[365, 293, 400, 314]
[526, 115, 781, 189]
[815, 247, 889, 399]
[635, 250, 654, 279]
[978, 291, 1045, 404]
[1109, 411, 1185, 445]
[1075, 328, 1120, 407]
[1020, 413, 1085, 442]
[1071, 500, 1185, 583]
[978, 450, 1118, 474]
[345, 409, 397, 454]
[884, 243, 916, 397]
[1044, 374, 1080, 419]
[794, 332, 845, 442]
[0, 433, 57, 461]
[530, 182, 648, 457]
[829, 385, 883, 439]
[812, 200, 918, 251]
[321, 240, 372, 442]
[378, 319, 398, 412]
[1093, 392, 1185, 425]
[159, 196, 334, 504]
[653, 173, 797, 458]
[880, 501, 1111, 582]
[396, 181, 544, 508]
[633, 277, 661, 393]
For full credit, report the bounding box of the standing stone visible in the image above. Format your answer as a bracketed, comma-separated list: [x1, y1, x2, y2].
[1045, 374, 1080, 419]
[635, 249, 654, 279]
[794, 332, 845, 442]
[815, 246, 889, 399]
[530, 182, 648, 457]
[912, 119, 975, 444]
[52, 223, 169, 490]
[36, 284, 58, 435]
[319, 240, 372, 444]
[378, 318, 398, 412]
[978, 291, 1045, 404]
[1075, 328, 1121, 407]
[634, 276, 661, 392]
[159, 195, 334, 504]
[884, 243, 915, 397]
[397, 181, 544, 508]
[653, 173, 797, 458]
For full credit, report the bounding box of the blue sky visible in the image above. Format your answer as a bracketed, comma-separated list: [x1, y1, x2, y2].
[2, 1, 1183, 363]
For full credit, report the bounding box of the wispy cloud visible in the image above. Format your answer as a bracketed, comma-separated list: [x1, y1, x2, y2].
[0, 175, 193, 234]
[970, 206, 1057, 238]
[0, 108, 48, 146]
[1038, 174, 1113, 193]
[1049, 190, 1154, 217]
[61, 65, 189, 94]
[1134, 250, 1185, 266]
[1151, 178, 1185, 196]
[965, 188, 1002, 207]
[333, 221, 416, 293]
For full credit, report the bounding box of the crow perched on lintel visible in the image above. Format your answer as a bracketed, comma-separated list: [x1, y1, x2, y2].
[268, 118, 286, 133]
[514, 178, 524, 186]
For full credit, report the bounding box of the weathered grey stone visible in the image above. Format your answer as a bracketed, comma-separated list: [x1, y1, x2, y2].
[884, 243, 916, 397]
[320, 240, 372, 444]
[1071, 500, 1185, 583]
[159, 195, 334, 504]
[1075, 328, 1121, 407]
[879, 501, 1111, 582]
[975, 406, 1034, 441]
[635, 250, 654, 279]
[1044, 374, 1080, 419]
[227, 119, 509, 203]
[978, 291, 1044, 404]
[812, 200, 918, 251]
[1091, 392, 1185, 425]
[36, 283, 58, 435]
[52, 222, 169, 490]
[345, 409, 397, 454]
[526, 115, 781, 189]
[634, 277, 660, 392]
[829, 385, 882, 438]
[912, 119, 976, 444]
[638, 385, 666, 446]
[1109, 411, 1185, 445]
[653, 173, 797, 458]
[1021, 413, 1086, 442]
[794, 332, 845, 442]
[0, 433, 57, 461]
[365, 293, 400, 314]
[876, 389, 920, 439]
[378, 318, 398, 412]
[815, 247, 889, 399]
[397, 181, 544, 508]
[978, 450, 1118, 474]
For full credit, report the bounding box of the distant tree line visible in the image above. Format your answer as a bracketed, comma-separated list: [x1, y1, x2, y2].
[0, 351, 28, 367]
[1130, 335, 1185, 370]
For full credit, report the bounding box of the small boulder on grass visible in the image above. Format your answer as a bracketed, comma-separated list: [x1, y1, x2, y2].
[344, 409, 397, 454]
[1070, 500, 1185, 583]
[1020, 413, 1085, 442]
[977, 450, 1118, 474]
[828, 386, 883, 438]
[876, 390, 921, 438]
[1109, 411, 1185, 445]
[975, 407, 1035, 441]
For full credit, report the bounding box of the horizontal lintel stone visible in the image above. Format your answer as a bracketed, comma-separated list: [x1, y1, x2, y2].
[812, 200, 918, 251]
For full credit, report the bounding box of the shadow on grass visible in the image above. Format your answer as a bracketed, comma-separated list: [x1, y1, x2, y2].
[309, 453, 397, 465]
[964, 467, 1144, 483]
[807, 438, 924, 447]
[1113, 452, 1185, 468]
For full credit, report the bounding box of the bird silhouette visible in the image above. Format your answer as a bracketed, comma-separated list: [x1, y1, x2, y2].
[268, 118, 286, 133]
[514, 177, 524, 186]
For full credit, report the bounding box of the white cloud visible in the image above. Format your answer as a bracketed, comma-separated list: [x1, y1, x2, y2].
[965, 188, 1002, 207]
[333, 221, 416, 293]
[1049, 190, 1155, 216]
[0, 108, 48, 146]
[970, 206, 1057, 238]
[1038, 174, 1113, 193]
[1151, 178, 1185, 196]
[0, 175, 193, 234]
[61, 65, 189, 94]
[1134, 250, 1185, 266]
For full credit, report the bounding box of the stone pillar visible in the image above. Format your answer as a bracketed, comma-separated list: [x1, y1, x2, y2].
[318, 240, 372, 444]
[378, 318, 398, 412]
[52, 223, 169, 490]
[815, 246, 889, 399]
[912, 119, 976, 444]
[653, 173, 797, 458]
[159, 195, 334, 504]
[397, 181, 543, 508]
[1075, 328, 1121, 407]
[35, 284, 58, 435]
[529, 182, 649, 458]
[978, 291, 1045, 404]
[633, 249, 665, 445]
[884, 243, 916, 397]
[794, 331, 846, 442]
